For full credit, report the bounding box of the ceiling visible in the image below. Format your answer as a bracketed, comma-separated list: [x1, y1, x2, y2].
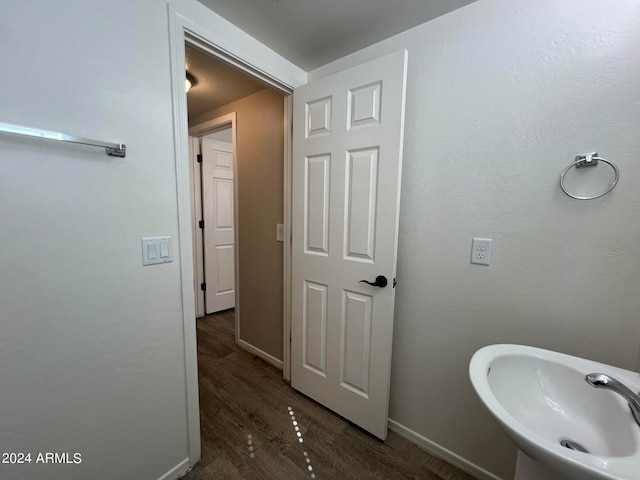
[186, 0, 477, 118]
[186, 45, 267, 120]
[196, 0, 477, 71]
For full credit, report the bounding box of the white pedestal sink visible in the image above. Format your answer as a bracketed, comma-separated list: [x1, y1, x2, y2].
[469, 344, 640, 480]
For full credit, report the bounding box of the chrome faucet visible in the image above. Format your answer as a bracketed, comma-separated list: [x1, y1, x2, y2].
[585, 373, 640, 428]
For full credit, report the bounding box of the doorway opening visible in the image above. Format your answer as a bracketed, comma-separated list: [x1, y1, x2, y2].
[185, 42, 289, 369]
[199, 125, 234, 316]
[168, 7, 297, 465]
[190, 123, 235, 318]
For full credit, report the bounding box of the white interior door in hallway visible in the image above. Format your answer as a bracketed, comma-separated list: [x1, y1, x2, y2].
[201, 135, 236, 314]
[291, 50, 408, 440]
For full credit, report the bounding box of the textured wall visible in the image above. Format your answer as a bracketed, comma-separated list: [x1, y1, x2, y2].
[190, 89, 285, 361]
[4, 0, 639, 478]
[309, 1, 640, 477]
[0, 3, 188, 479]
[0, 1, 296, 479]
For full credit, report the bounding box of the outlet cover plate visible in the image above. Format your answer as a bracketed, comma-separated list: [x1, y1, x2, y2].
[471, 238, 492, 266]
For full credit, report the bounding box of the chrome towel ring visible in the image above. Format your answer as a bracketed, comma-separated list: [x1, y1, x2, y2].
[560, 152, 619, 200]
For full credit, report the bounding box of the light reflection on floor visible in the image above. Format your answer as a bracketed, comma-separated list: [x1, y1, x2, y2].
[246, 433, 254, 459]
[288, 405, 316, 478]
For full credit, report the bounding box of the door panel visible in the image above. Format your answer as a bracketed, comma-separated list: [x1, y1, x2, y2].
[215, 244, 235, 292]
[212, 178, 234, 244]
[202, 137, 236, 313]
[345, 147, 378, 261]
[303, 280, 328, 376]
[341, 289, 373, 397]
[304, 154, 330, 255]
[291, 50, 408, 439]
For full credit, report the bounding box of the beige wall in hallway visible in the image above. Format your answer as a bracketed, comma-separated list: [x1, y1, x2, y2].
[191, 88, 285, 361]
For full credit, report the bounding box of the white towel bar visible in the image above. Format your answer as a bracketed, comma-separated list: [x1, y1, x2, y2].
[0, 122, 126, 157]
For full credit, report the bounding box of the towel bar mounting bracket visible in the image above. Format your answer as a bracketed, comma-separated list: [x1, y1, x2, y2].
[575, 152, 598, 168]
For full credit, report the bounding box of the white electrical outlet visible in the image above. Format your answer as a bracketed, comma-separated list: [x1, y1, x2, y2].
[471, 238, 492, 266]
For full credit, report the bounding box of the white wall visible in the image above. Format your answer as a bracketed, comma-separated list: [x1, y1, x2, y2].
[0, 1, 301, 479]
[4, 1, 639, 479]
[311, 1, 640, 478]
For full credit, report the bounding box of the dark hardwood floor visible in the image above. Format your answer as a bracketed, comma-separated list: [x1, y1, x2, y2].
[180, 310, 476, 480]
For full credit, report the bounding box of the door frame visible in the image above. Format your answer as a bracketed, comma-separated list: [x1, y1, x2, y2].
[167, 3, 299, 466]
[188, 135, 205, 318]
[189, 114, 239, 334]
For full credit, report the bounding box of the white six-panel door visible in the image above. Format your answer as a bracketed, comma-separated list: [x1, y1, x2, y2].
[202, 137, 236, 313]
[291, 50, 408, 439]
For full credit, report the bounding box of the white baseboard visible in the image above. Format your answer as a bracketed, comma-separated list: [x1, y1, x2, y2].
[237, 339, 284, 370]
[388, 419, 503, 480]
[158, 457, 191, 480]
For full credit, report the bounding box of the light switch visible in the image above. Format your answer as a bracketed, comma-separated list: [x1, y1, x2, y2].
[142, 236, 173, 266]
[147, 243, 158, 260]
[276, 223, 284, 242]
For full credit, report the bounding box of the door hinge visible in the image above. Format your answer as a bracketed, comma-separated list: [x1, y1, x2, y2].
[198, 220, 204, 229]
[197, 154, 203, 163]
[200, 282, 207, 291]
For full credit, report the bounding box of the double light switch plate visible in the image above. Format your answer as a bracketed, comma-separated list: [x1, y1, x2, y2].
[142, 236, 173, 266]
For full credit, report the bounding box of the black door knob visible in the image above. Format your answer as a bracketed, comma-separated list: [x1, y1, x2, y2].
[359, 275, 388, 288]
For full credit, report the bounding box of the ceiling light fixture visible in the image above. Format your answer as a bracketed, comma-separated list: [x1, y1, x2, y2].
[185, 71, 197, 93]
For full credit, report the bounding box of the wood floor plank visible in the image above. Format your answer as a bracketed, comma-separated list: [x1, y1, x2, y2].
[180, 311, 477, 480]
